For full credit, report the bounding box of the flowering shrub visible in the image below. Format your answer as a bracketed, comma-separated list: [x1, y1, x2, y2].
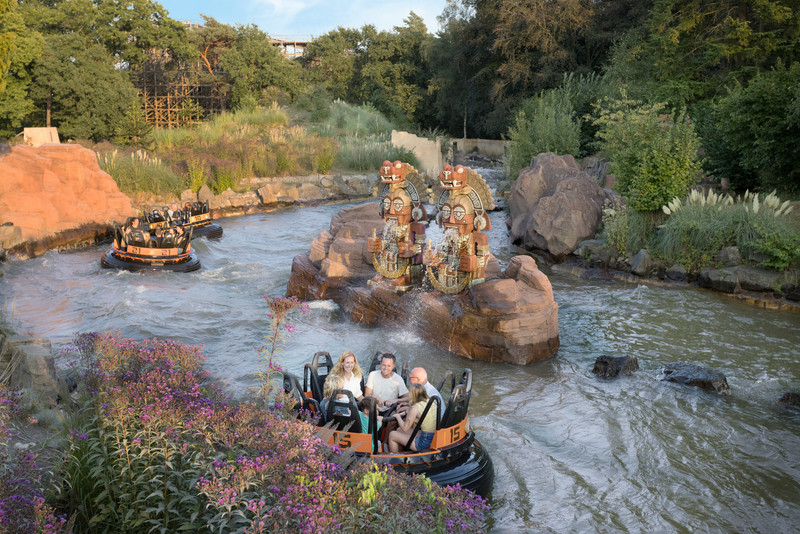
[255, 296, 310, 404]
[0, 384, 67, 533]
[56, 332, 489, 533]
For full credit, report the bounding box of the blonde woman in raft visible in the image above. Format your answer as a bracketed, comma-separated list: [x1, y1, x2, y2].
[330, 350, 364, 402]
[387, 383, 437, 452]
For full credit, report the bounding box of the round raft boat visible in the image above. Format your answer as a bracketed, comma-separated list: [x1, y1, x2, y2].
[280, 351, 494, 498]
[101, 223, 200, 272]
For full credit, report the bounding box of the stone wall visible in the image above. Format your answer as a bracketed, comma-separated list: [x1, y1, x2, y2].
[391, 131, 443, 178]
[453, 138, 509, 157]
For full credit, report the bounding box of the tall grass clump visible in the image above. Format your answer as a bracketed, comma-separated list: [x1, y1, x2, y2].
[98, 149, 183, 197]
[317, 100, 394, 138]
[54, 323, 488, 532]
[337, 137, 419, 172]
[655, 189, 800, 271]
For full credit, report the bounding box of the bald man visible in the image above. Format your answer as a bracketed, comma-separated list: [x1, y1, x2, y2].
[408, 367, 443, 407]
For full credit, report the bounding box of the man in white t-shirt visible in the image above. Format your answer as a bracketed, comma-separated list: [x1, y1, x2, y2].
[364, 353, 408, 412]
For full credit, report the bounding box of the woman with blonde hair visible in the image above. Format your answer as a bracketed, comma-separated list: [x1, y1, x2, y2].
[319, 374, 349, 423]
[387, 383, 437, 452]
[330, 350, 364, 402]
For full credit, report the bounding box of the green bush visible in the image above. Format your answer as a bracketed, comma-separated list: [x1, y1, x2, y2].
[705, 62, 800, 195]
[506, 88, 581, 180]
[593, 97, 703, 211]
[186, 158, 207, 192]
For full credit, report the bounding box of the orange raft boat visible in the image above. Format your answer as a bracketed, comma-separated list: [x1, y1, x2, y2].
[101, 223, 200, 272]
[280, 352, 494, 498]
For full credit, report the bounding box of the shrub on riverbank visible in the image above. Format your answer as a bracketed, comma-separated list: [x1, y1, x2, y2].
[54, 332, 488, 533]
[603, 189, 800, 273]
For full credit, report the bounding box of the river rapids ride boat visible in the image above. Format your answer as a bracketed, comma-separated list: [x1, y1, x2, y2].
[279, 351, 494, 497]
[144, 200, 223, 240]
[100, 221, 200, 272]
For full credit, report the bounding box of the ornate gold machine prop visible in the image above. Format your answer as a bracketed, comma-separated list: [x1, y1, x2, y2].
[368, 161, 495, 295]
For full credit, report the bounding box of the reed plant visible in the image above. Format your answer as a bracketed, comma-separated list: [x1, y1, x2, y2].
[97, 149, 183, 197]
[655, 189, 800, 271]
[337, 137, 419, 172]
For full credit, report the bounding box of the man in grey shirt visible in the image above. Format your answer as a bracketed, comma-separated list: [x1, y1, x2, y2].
[409, 367, 443, 416]
[364, 353, 409, 412]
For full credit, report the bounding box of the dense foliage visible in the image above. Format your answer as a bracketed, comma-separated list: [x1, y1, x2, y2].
[594, 98, 703, 211]
[0, 0, 798, 195]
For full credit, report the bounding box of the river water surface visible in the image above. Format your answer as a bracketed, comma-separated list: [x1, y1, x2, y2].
[1, 194, 798, 533]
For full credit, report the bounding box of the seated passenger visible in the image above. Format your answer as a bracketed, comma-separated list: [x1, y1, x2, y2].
[364, 353, 408, 414]
[408, 367, 443, 410]
[124, 217, 146, 246]
[319, 375, 350, 423]
[359, 396, 383, 438]
[330, 350, 364, 402]
[387, 383, 437, 453]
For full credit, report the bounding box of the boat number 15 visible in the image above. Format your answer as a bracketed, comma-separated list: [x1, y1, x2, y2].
[449, 427, 461, 442]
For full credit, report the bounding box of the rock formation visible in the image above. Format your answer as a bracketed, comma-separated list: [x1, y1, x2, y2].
[0, 334, 64, 408]
[508, 152, 611, 261]
[287, 203, 560, 364]
[0, 144, 135, 254]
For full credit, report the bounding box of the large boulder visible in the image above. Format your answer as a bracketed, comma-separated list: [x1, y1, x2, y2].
[0, 144, 135, 246]
[1, 335, 63, 408]
[508, 153, 608, 260]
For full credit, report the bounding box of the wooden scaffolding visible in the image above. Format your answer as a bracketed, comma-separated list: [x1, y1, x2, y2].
[136, 52, 227, 129]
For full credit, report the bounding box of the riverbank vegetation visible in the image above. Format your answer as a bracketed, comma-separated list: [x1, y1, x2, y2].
[0, 330, 488, 533]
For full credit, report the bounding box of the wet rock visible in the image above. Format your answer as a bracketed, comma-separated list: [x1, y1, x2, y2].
[715, 247, 741, 267]
[661, 362, 730, 395]
[698, 268, 739, 293]
[573, 239, 611, 265]
[781, 284, 800, 302]
[735, 266, 781, 292]
[776, 392, 800, 410]
[666, 264, 688, 282]
[592, 354, 639, 378]
[630, 249, 653, 277]
[1, 336, 63, 408]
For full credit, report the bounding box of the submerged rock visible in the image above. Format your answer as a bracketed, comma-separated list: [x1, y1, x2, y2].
[592, 354, 639, 378]
[661, 362, 730, 395]
[776, 392, 800, 410]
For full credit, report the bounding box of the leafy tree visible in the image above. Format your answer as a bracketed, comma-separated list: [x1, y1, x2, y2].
[506, 88, 581, 179]
[0, 6, 43, 137]
[0, 0, 15, 92]
[355, 13, 435, 126]
[645, 0, 800, 107]
[186, 15, 236, 76]
[706, 62, 800, 194]
[299, 27, 363, 101]
[593, 96, 703, 211]
[29, 33, 138, 140]
[93, 0, 194, 71]
[220, 23, 304, 108]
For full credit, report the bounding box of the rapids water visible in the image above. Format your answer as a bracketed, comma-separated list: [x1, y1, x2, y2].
[1, 191, 798, 532]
